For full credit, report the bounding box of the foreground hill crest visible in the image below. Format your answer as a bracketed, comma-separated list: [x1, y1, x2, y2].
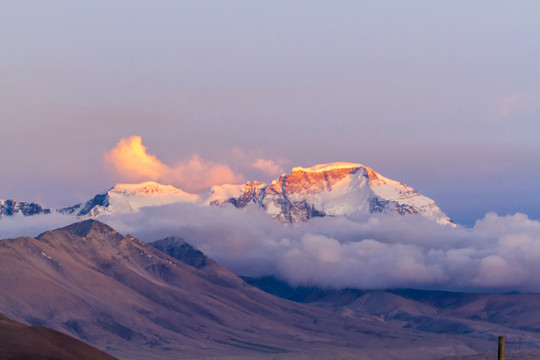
[0, 162, 453, 225]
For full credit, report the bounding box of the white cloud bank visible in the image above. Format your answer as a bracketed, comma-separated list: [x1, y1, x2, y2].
[2, 206, 540, 293]
[99, 206, 540, 293]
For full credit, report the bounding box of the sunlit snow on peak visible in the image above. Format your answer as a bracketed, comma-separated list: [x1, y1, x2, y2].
[291, 162, 365, 173]
[111, 181, 189, 195]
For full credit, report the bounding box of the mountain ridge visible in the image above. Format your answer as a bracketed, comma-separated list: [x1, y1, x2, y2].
[0, 199, 52, 216]
[0, 219, 480, 360]
[0, 162, 452, 225]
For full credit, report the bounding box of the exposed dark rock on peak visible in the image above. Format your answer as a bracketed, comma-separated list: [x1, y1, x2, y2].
[150, 237, 211, 269]
[0, 199, 51, 216]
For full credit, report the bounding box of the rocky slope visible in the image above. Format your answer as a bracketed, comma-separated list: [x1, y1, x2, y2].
[0, 220, 479, 360]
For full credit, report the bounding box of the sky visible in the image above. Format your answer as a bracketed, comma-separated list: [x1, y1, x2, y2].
[1, 1, 539, 226]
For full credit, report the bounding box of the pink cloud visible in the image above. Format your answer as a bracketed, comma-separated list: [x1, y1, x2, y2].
[169, 154, 243, 193]
[252, 158, 284, 176]
[104, 136, 243, 192]
[104, 136, 167, 181]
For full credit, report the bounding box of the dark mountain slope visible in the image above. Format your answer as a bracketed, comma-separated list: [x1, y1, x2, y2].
[151, 236, 211, 269]
[0, 312, 118, 360]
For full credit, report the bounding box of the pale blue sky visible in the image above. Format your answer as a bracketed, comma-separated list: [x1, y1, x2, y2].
[1, 1, 539, 226]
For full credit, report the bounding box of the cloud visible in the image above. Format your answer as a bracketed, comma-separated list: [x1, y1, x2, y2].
[0, 213, 77, 239]
[251, 158, 284, 176]
[89, 205, 540, 293]
[3, 199, 540, 293]
[228, 147, 288, 180]
[104, 136, 167, 181]
[104, 136, 243, 192]
[167, 154, 243, 193]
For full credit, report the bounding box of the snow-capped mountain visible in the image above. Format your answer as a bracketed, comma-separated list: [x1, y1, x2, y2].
[208, 162, 452, 225]
[61, 182, 199, 218]
[1, 162, 452, 225]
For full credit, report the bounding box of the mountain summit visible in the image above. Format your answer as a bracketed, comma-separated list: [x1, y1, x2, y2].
[208, 162, 452, 224]
[1, 162, 452, 225]
[61, 182, 199, 218]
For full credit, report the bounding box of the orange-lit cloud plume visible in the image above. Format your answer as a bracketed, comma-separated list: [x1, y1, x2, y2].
[104, 136, 167, 181]
[252, 158, 284, 176]
[105, 136, 243, 193]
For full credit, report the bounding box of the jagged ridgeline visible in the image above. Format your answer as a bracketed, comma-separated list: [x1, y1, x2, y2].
[0, 162, 452, 225]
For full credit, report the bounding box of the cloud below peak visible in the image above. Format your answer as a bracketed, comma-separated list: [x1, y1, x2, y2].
[2, 203, 540, 293]
[92, 205, 540, 293]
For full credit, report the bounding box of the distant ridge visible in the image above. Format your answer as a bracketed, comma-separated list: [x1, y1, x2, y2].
[0, 199, 51, 216]
[0, 162, 452, 225]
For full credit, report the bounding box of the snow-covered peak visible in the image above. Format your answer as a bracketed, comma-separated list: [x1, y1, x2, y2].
[63, 181, 200, 218]
[209, 162, 453, 225]
[107, 182, 199, 207]
[292, 162, 364, 173]
[109, 181, 192, 196]
[2, 162, 453, 226]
